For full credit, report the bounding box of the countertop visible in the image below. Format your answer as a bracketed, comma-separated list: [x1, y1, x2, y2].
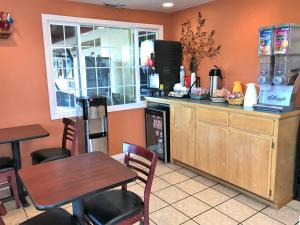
[145, 96, 300, 119]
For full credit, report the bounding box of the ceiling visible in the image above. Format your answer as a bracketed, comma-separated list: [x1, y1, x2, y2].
[68, 0, 214, 13]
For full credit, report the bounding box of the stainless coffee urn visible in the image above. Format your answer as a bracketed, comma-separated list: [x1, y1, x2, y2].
[209, 65, 222, 97]
[78, 96, 108, 154]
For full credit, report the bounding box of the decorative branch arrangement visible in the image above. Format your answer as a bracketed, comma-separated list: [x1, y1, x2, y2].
[180, 12, 221, 73]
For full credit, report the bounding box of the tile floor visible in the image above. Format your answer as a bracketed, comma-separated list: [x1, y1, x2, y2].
[3, 160, 300, 225]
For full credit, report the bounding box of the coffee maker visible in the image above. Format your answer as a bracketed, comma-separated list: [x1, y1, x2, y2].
[209, 65, 222, 97]
[254, 24, 300, 111]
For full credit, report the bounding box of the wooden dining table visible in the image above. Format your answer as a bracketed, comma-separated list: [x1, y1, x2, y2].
[0, 124, 49, 207]
[19, 151, 138, 224]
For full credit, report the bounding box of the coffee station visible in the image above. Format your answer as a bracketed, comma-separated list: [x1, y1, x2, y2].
[145, 23, 300, 208]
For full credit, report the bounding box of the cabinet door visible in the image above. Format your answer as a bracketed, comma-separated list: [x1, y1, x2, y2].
[228, 130, 272, 199]
[171, 105, 195, 166]
[195, 123, 229, 180]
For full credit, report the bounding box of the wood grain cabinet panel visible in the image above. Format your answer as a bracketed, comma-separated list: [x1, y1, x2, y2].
[230, 114, 274, 136]
[171, 105, 195, 166]
[228, 130, 272, 199]
[197, 108, 228, 126]
[195, 123, 229, 180]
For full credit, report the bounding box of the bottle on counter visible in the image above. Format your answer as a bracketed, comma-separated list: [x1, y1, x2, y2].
[180, 66, 185, 85]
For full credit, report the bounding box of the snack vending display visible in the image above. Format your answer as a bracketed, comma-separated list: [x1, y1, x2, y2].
[255, 24, 300, 111]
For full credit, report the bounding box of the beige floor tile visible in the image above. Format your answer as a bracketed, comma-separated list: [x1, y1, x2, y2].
[262, 206, 300, 225]
[155, 186, 189, 204]
[150, 206, 189, 225]
[160, 171, 189, 185]
[63, 206, 73, 214]
[181, 220, 198, 225]
[193, 175, 217, 187]
[175, 179, 207, 195]
[164, 163, 182, 170]
[3, 207, 27, 225]
[151, 177, 171, 192]
[3, 199, 19, 211]
[234, 194, 267, 211]
[193, 188, 230, 207]
[24, 205, 43, 219]
[212, 184, 239, 197]
[287, 200, 300, 211]
[216, 199, 257, 223]
[173, 196, 211, 218]
[177, 168, 198, 178]
[0, 187, 11, 199]
[128, 184, 144, 197]
[149, 194, 168, 213]
[155, 164, 173, 176]
[194, 209, 238, 225]
[242, 212, 284, 225]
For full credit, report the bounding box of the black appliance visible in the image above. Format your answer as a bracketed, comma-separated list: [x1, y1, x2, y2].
[77, 96, 108, 154]
[154, 40, 182, 93]
[145, 102, 170, 162]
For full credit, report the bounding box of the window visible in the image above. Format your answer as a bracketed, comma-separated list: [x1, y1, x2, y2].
[42, 14, 163, 119]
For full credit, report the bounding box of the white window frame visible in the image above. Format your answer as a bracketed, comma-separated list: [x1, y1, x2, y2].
[42, 14, 163, 120]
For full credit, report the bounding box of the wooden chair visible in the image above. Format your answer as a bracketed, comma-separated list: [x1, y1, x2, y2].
[31, 118, 79, 164]
[0, 157, 20, 209]
[83, 142, 158, 225]
[0, 201, 79, 225]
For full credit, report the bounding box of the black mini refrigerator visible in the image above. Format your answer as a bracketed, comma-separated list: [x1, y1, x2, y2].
[77, 96, 108, 154]
[145, 103, 170, 162]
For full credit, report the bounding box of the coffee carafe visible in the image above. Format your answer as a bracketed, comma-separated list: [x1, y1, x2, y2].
[209, 65, 222, 97]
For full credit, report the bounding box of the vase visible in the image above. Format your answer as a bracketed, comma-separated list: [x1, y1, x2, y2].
[190, 57, 197, 73]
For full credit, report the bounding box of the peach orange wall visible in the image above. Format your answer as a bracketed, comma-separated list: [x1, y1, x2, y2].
[170, 0, 300, 91]
[0, 0, 172, 166]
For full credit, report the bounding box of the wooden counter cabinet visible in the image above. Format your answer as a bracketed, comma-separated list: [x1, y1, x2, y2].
[146, 97, 300, 208]
[170, 104, 195, 166]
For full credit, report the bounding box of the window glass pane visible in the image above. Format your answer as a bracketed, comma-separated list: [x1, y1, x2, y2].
[94, 27, 109, 47]
[110, 68, 123, 87]
[125, 86, 136, 104]
[87, 88, 97, 96]
[86, 68, 97, 88]
[65, 26, 77, 46]
[97, 68, 110, 87]
[81, 47, 96, 68]
[80, 26, 94, 47]
[52, 48, 66, 69]
[124, 68, 135, 85]
[51, 25, 64, 46]
[56, 91, 75, 108]
[96, 55, 110, 67]
[108, 28, 130, 48]
[111, 86, 124, 105]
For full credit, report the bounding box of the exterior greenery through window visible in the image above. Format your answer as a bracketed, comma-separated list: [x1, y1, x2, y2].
[42, 15, 162, 119]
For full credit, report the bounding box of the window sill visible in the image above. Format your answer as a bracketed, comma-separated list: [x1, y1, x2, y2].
[50, 102, 146, 120]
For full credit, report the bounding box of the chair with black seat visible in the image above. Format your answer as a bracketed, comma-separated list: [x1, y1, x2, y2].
[0, 201, 80, 225]
[31, 118, 79, 165]
[83, 142, 158, 225]
[0, 157, 20, 209]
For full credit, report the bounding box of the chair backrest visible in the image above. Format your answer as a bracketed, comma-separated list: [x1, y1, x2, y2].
[123, 143, 158, 215]
[0, 202, 6, 225]
[62, 118, 80, 155]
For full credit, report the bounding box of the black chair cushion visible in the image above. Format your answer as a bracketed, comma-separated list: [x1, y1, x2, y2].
[20, 208, 79, 225]
[0, 157, 14, 171]
[84, 190, 144, 225]
[31, 148, 71, 164]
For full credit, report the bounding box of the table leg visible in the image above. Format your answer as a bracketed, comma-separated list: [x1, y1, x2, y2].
[72, 199, 85, 225]
[11, 141, 30, 207]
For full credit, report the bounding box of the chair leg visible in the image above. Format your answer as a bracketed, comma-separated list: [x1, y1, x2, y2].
[7, 177, 13, 197]
[9, 172, 20, 209]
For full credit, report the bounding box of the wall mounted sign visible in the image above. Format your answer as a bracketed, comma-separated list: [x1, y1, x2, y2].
[0, 12, 13, 39]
